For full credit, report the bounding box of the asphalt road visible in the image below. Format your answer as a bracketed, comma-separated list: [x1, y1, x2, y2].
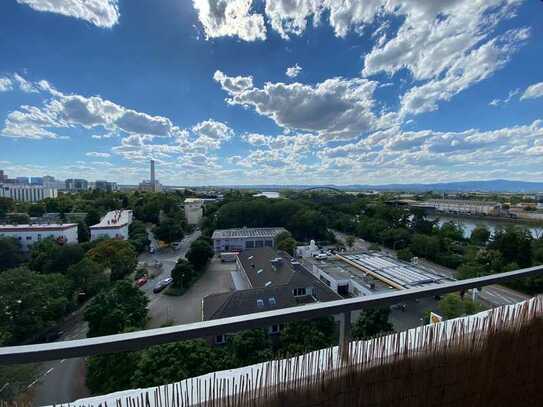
[332, 230, 530, 308]
[29, 229, 233, 406]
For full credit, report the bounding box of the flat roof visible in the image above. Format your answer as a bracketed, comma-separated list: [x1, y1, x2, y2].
[338, 253, 442, 288]
[0, 223, 77, 232]
[304, 256, 393, 295]
[90, 210, 132, 230]
[212, 227, 287, 240]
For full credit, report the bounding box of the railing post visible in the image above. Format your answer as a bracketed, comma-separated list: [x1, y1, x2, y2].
[339, 310, 352, 362]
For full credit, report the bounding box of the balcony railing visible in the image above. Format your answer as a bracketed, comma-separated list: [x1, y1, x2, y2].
[1, 265, 542, 365]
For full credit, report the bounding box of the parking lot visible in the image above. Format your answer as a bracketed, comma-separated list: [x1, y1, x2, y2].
[143, 257, 236, 328]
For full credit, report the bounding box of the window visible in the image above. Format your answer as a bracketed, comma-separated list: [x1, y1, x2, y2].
[255, 240, 264, 248]
[37, 234, 42, 240]
[215, 335, 226, 345]
[246, 240, 255, 249]
[268, 297, 276, 305]
[265, 240, 273, 247]
[256, 299, 264, 308]
[269, 324, 280, 334]
[26, 236, 32, 240]
[293, 288, 307, 297]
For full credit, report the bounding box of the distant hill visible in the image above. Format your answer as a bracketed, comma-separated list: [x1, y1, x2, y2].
[216, 180, 543, 193]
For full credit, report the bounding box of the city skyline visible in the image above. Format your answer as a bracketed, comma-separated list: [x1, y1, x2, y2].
[1, 0, 543, 186]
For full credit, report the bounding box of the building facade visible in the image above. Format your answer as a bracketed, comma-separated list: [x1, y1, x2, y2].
[65, 178, 89, 192]
[211, 227, 287, 253]
[184, 198, 204, 225]
[0, 184, 58, 202]
[0, 223, 78, 251]
[90, 209, 133, 241]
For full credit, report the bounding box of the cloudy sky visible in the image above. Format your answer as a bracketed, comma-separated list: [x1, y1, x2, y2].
[0, 0, 542, 186]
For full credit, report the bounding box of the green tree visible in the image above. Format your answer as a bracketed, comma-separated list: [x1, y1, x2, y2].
[170, 258, 195, 289]
[470, 225, 490, 246]
[84, 208, 101, 227]
[277, 237, 297, 255]
[84, 280, 148, 337]
[130, 340, 229, 388]
[77, 221, 90, 243]
[0, 237, 24, 272]
[0, 268, 72, 345]
[0, 197, 15, 218]
[28, 203, 46, 217]
[86, 351, 141, 395]
[396, 248, 413, 262]
[352, 308, 393, 340]
[128, 220, 149, 253]
[227, 329, 273, 366]
[29, 239, 85, 274]
[279, 317, 336, 356]
[438, 293, 482, 320]
[186, 239, 214, 271]
[152, 217, 184, 244]
[87, 239, 137, 281]
[7, 213, 30, 224]
[67, 258, 108, 298]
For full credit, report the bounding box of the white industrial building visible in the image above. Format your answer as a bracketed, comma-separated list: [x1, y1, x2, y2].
[184, 198, 204, 225]
[0, 223, 78, 251]
[90, 210, 133, 241]
[211, 227, 287, 253]
[423, 199, 502, 216]
[0, 183, 58, 202]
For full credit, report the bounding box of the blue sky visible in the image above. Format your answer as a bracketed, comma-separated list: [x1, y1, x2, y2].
[0, 0, 542, 186]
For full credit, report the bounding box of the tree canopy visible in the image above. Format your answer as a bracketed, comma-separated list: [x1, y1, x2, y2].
[84, 280, 148, 337]
[87, 239, 137, 281]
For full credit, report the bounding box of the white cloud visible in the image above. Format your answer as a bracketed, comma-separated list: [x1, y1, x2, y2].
[489, 88, 520, 107]
[192, 0, 266, 41]
[286, 64, 302, 78]
[400, 28, 530, 115]
[192, 119, 234, 150]
[213, 71, 254, 93]
[521, 82, 543, 100]
[86, 152, 111, 158]
[0, 78, 13, 92]
[16, 0, 120, 28]
[264, 0, 323, 40]
[215, 71, 380, 140]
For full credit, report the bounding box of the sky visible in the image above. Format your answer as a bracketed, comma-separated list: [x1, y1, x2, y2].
[0, 0, 542, 186]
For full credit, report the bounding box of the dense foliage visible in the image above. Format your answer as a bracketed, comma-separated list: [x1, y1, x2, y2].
[84, 280, 148, 337]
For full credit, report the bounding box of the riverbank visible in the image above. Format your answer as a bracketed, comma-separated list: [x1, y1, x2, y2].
[429, 211, 543, 226]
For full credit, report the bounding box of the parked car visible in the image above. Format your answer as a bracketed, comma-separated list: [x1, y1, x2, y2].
[153, 277, 173, 293]
[136, 276, 148, 287]
[171, 241, 182, 250]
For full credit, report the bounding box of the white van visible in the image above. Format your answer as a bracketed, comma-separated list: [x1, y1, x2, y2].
[220, 252, 238, 262]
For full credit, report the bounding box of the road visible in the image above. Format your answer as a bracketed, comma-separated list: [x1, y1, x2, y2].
[332, 230, 530, 308]
[29, 229, 232, 405]
[29, 312, 89, 405]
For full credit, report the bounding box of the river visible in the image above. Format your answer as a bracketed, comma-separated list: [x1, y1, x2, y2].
[429, 214, 543, 239]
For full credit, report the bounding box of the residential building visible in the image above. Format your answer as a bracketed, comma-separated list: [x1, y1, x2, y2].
[65, 178, 89, 192]
[184, 198, 204, 225]
[203, 247, 340, 343]
[211, 227, 287, 253]
[0, 223, 78, 251]
[90, 209, 133, 241]
[15, 177, 29, 185]
[0, 184, 58, 202]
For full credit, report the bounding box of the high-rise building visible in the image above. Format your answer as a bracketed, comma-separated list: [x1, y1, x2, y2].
[94, 180, 117, 192]
[16, 176, 29, 185]
[0, 170, 7, 183]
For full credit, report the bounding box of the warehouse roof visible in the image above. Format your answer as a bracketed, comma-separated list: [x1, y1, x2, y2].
[212, 227, 287, 240]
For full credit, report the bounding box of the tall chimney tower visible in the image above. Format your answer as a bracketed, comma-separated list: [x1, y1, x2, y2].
[150, 159, 156, 192]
